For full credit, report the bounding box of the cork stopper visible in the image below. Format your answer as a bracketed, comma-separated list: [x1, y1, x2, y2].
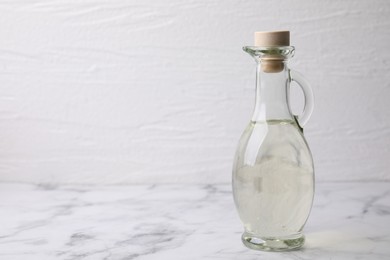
[255, 31, 290, 73]
[255, 31, 290, 47]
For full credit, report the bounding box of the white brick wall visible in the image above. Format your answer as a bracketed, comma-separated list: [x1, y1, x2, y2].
[0, 0, 389, 184]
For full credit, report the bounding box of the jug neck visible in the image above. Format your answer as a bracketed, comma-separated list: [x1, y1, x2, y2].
[243, 46, 295, 122]
[252, 62, 293, 122]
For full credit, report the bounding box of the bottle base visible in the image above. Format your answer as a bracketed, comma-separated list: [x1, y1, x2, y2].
[241, 232, 305, 251]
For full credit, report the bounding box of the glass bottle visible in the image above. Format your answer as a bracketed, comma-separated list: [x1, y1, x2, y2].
[232, 31, 315, 251]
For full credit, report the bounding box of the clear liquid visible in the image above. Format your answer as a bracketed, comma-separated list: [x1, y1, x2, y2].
[233, 120, 314, 238]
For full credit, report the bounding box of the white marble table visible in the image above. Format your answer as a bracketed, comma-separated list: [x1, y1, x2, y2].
[0, 182, 389, 260]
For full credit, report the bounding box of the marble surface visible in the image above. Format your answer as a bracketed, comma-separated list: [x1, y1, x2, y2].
[0, 182, 389, 260]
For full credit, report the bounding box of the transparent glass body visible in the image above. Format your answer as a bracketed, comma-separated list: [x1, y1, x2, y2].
[232, 46, 315, 251]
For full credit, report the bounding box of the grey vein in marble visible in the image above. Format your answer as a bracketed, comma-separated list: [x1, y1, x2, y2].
[0, 182, 389, 260]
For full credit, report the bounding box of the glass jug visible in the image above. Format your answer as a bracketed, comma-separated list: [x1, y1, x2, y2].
[232, 31, 314, 251]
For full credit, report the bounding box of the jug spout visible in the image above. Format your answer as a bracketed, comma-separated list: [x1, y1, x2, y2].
[244, 31, 295, 73]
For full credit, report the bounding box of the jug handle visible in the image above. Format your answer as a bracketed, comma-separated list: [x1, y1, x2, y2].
[289, 69, 314, 127]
